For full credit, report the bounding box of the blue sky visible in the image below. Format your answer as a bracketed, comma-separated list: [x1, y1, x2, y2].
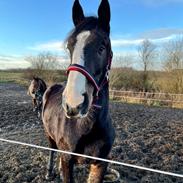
[0, 0, 183, 69]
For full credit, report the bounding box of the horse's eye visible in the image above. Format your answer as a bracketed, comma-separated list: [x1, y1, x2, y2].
[98, 46, 106, 55]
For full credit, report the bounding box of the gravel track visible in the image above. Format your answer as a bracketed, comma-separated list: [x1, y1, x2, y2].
[0, 83, 183, 183]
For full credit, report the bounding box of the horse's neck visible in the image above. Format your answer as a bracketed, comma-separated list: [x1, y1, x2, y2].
[78, 86, 109, 135]
[100, 84, 109, 103]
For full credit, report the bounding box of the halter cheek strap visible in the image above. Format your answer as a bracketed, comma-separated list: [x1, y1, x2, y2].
[66, 51, 113, 107]
[67, 51, 113, 93]
[67, 64, 100, 94]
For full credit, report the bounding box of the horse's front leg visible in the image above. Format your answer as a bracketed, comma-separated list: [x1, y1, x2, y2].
[87, 162, 108, 183]
[60, 155, 74, 183]
[37, 101, 42, 118]
[32, 98, 37, 111]
[46, 137, 57, 180]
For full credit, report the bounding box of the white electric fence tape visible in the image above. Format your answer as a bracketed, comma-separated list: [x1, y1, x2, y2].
[0, 138, 183, 179]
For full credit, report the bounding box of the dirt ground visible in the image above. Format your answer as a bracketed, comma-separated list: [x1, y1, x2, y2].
[0, 83, 183, 183]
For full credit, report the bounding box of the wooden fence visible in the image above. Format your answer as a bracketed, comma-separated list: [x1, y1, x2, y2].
[109, 90, 183, 108]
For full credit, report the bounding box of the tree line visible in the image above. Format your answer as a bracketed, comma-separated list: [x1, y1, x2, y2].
[111, 36, 183, 94]
[24, 36, 183, 94]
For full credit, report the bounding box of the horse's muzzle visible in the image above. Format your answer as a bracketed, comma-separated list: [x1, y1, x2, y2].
[62, 93, 89, 119]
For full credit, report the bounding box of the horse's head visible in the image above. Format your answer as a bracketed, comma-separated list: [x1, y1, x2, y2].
[27, 77, 40, 98]
[62, 0, 112, 119]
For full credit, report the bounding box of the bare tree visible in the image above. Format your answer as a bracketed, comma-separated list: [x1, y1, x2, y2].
[163, 37, 183, 71]
[112, 54, 134, 68]
[26, 52, 59, 70]
[163, 37, 183, 93]
[25, 52, 60, 83]
[138, 39, 156, 92]
[110, 54, 134, 90]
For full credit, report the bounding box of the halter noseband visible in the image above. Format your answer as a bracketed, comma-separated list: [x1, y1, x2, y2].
[66, 51, 113, 97]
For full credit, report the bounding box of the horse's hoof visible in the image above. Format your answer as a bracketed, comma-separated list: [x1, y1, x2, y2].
[37, 112, 41, 118]
[104, 168, 120, 183]
[45, 173, 54, 181]
[45, 172, 54, 181]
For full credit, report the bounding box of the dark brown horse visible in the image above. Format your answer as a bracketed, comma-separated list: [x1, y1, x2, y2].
[42, 0, 115, 182]
[27, 77, 47, 117]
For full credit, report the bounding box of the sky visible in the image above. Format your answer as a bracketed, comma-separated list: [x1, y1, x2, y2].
[0, 0, 183, 69]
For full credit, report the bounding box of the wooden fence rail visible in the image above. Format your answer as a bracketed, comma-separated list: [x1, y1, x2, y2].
[109, 90, 183, 108]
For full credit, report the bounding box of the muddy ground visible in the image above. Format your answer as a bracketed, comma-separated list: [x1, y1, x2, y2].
[0, 83, 183, 183]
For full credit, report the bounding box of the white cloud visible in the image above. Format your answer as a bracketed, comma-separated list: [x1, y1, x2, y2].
[111, 39, 143, 47]
[0, 55, 29, 70]
[139, 28, 183, 39]
[2, 31, 178, 70]
[28, 29, 183, 54]
[111, 34, 182, 48]
[110, 34, 182, 70]
[0, 53, 71, 70]
[28, 41, 65, 52]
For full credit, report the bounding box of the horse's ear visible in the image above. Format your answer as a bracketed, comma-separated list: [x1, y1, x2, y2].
[98, 0, 111, 34]
[72, 0, 85, 26]
[33, 76, 38, 81]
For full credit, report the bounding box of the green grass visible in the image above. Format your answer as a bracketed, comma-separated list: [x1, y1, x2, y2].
[0, 71, 22, 80]
[0, 71, 28, 86]
[0, 70, 67, 87]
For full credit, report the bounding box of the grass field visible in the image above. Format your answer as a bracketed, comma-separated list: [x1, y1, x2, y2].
[0, 71, 28, 86]
[0, 69, 67, 87]
[1, 70, 183, 108]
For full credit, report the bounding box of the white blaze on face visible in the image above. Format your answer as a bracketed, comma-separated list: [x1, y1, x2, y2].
[63, 31, 91, 108]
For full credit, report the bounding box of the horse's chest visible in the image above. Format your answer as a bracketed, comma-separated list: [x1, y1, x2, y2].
[75, 136, 104, 164]
[57, 121, 80, 150]
[58, 122, 103, 155]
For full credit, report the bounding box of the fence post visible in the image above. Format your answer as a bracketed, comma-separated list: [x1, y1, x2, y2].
[171, 94, 173, 108]
[111, 90, 115, 100]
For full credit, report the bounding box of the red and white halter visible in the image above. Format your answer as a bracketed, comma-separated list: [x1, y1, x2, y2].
[67, 52, 112, 95]
[66, 52, 113, 108]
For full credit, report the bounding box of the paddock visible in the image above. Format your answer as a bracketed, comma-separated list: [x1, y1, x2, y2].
[0, 83, 183, 182]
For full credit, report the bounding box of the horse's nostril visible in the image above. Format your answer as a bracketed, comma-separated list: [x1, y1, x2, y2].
[66, 103, 70, 111]
[77, 104, 82, 110]
[65, 103, 80, 117]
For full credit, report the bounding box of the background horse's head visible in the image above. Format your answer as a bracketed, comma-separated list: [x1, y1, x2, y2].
[27, 77, 47, 99]
[62, 0, 112, 119]
[27, 77, 40, 98]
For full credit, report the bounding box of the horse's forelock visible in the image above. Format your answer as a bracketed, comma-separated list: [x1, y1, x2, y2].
[66, 17, 98, 42]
